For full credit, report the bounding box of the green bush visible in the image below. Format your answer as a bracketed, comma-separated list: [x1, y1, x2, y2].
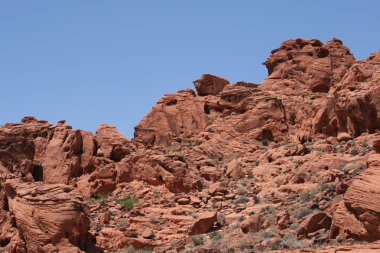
[118, 197, 139, 210]
[88, 194, 108, 206]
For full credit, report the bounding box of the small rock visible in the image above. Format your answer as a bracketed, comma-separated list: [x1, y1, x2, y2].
[225, 193, 235, 200]
[99, 211, 112, 224]
[225, 159, 243, 178]
[142, 228, 154, 239]
[190, 196, 201, 208]
[233, 204, 246, 213]
[277, 210, 290, 229]
[177, 198, 191, 205]
[124, 229, 138, 238]
[211, 196, 224, 202]
[241, 214, 261, 234]
[337, 132, 352, 142]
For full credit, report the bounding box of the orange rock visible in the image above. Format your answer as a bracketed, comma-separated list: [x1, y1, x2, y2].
[330, 161, 380, 241]
[298, 212, 332, 238]
[4, 178, 90, 252]
[193, 74, 229, 96]
[189, 212, 217, 235]
[241, 213, 261, 233]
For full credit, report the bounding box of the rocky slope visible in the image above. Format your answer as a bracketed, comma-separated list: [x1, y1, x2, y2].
[1, 38, 380, 253]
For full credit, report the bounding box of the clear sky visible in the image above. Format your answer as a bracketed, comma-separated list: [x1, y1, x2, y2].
[1, 1, 379, 138]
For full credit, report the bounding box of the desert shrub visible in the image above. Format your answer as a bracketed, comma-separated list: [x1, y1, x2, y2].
[234, 196, 249, 204]
[118, 245, 135, 253]
[216, 213, 226, 225]
[315, 182, 328, 193]
[139, 247, 152, 253]
[236, 186, 248, 195]
[90, 194, 108, 206]
[253, 229, 277, 245]
[191, 235, 205, 246]
[189, 212, 199, 219]
[289, 222, 300, 230]
[225, 248, 235, 253]
[247, 171, 255, 179]
[300, 192, 313, 204]
[262, 231, 277, 239]
[210, 231, 222, 240]
[170, 239, 182, 248]
[262, 139, 270, 146]
[118, 196, 139, 210]
[293, 207, 312, 219]
[280, 234, 305, 249]
[220, 181, 229, 188]
[152, 190, 160, 198]
[237, 240, 251, 250]
[116, 219, 128, 230]
[260, 205, 275, 214]
[350, 149, 359, 156]
[265, 213, 277, 222]
[342, 164, 366, 177]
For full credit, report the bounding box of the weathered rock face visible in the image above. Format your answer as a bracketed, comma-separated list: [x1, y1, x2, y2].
[3, 177, 90, 252]
[1, 38, 380, 252]
[95, 124, 134, 162]
[313, 52, 380, 137]
[330, 155, 380, 241]
[0, 117, 96, 185]
[261, 38, 355, 93]
[134, 89, 211, 146]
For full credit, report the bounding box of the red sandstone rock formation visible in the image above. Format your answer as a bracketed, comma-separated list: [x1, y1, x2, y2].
[1, 38, 380, 252]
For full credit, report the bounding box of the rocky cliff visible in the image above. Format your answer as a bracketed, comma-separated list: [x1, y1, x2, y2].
[1, 38, 380, 252]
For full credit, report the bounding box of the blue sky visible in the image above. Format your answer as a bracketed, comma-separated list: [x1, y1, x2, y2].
[1, 1, 379, 138]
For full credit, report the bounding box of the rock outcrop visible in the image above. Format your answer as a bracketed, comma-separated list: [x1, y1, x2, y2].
[1, 38, 380, 252]
[193, 74, 229, 96]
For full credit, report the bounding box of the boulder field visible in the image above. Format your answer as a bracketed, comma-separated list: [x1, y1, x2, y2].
[1, 38, 380, 252]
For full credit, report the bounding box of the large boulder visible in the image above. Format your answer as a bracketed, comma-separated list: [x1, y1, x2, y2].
[193, 74, 229, 96]
[189, 212, 217, 235]
[95, 123, 134, 161]
[298, 212, 332, 238]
